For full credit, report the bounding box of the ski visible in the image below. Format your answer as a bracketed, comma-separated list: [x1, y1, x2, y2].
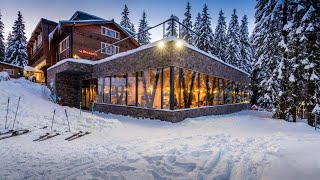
[33, 133, 50, 141]
[68, 131, 90, 141]
[65, 131, 83, 141]
[1, 126, 48, 136]
[38, 133, 60, 142]
[0, 130, 30, 141]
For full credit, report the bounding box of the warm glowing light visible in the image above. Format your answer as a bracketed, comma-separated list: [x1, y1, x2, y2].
[34, 60, 46, 70]
[176, 40, 183, 48]
[158, 41, 165, 48]
[73, 54, 79, 59]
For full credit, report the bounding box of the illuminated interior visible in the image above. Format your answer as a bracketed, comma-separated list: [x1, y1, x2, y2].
[92, 66, 249, 110]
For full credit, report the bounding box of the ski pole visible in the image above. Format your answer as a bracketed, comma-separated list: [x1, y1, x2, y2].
[77, 102, 83, 131]
[51, 109, 56, 133]
[89, 102, 95, 133]
[4, 97, 10, 129]
[12, 96, 21, 130]
[65, 109, 71, 132]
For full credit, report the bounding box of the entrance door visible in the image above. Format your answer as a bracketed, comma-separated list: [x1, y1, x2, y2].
[81, 79, 97, 109]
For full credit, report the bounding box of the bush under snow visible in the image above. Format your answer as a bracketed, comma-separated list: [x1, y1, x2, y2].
[0, 71, 10, 82]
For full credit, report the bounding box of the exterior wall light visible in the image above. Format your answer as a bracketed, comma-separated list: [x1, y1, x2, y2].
[176, 40, 183, 48]
[158, 41, 165, 48]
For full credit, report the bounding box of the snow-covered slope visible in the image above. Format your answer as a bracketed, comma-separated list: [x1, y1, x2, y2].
[0, 79, 320, 180]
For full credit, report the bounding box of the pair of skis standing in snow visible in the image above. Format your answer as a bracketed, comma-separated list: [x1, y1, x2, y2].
[0, 96, 48, 140]
[1, 96, 94, 141]
[33, 102, 95, 142]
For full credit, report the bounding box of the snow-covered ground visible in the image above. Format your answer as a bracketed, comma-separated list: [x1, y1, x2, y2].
[0, 79, 320, 180]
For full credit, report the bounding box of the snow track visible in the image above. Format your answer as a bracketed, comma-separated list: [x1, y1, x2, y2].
[0, 79, 320, 180]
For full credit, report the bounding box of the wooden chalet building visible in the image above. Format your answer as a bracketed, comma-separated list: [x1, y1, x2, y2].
[27, 11, 139, 83]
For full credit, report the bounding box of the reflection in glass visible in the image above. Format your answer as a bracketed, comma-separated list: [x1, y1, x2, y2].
[127, 73, 136, 106]
[111, 75, 126, 105]
[137, 69, 162, 108]
[163, 68, 171, 109]
[97, 78, 104, 103]
[104, 77, 110, 103]
[199, 73, 207, 106]
[218, 78, 224, 105]
[178, 68, 198, 108]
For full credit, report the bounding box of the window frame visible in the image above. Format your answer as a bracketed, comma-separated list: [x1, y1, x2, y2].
[59, 36, 69, 54]
[101, 26, 120, 40]
[101, 42, 119, 55]
[3, 69, 14, 75]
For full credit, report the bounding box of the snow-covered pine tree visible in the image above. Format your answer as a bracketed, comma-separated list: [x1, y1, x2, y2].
[137, 11, 151, 45]
[120, 4, 136, 33]
[192, 13, 201, 47]
[5, 31, 13, 62]
[226, 9, 241, 67]
[181, 1, 193, 44]
[239, 15, 253, 73]
[290, 0, 320, 124]
[197, 4, 214, 53]
[0, 11, 5, 62]
[213, 9, 227, 61]
[252, 0, 282, 112]
[6, 11, 27, 67]
[165, 14, 178, 38]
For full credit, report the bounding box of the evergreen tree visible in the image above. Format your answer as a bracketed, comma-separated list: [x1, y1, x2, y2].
[165, 14, 178, 37]
[5, 31, 13, 62]
[181, 2, 193, 44]
[197, 4, 214, 53]
[213, 9, 227, 61]
[137, 11, 151, 45]
[120, 4, 136, 33]
[226, 9, 241, 67]
[0, 11, 5, 62]
[239, 15, 253, 73]
[6, 11, 27, 67]
[193, 13, 201, 47]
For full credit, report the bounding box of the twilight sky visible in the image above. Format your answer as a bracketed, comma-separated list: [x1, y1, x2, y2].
[1, 0, 256, 42]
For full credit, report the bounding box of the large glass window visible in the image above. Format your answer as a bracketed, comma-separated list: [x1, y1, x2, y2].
[111, 75, 126, 105]
[137, 69, 162, 108]
[178, 68, 198, 108]
[207, 76, 219, 106]
[218, 78, 224, 105]
[199, 73, 207, 107]
[127, 73, 136, 106]
[235, 83, 241, 103]
[224, 80, 232, 104]
[97, 78, 104, 103]
[101, 42, 120, 55]
[163, 68, 171, 109]
[104, 77, 111, 103]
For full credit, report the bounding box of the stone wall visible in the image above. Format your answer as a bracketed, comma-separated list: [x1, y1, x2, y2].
[55, 73, 81, 107]
[95, 103, 250, 123]
[92, 42, 249, 84]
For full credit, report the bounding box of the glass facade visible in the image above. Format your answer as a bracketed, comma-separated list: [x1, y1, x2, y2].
[96, 66, 249, 110]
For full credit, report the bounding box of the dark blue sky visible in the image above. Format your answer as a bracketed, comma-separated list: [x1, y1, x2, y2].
[1, 0, 256, 41]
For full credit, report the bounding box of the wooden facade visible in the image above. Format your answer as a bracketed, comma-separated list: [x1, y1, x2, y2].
[0, 62, 23, 78]
[27, 11, 140, 83]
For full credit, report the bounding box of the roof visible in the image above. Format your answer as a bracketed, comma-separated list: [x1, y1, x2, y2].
[24, 66, 43, 73]
[27, 18, 58, 47]
[0, 61, 23, 69]
[69, 11, 105, 21]
[48, 37, 250, 76]
[50, 19, 140, 46]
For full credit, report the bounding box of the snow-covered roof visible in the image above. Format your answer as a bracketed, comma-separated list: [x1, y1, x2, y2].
[24, 66, 43, 73]
[48, 37, 250, 76]
[0, 62, 23, 69]
[48, 19, 139, 47]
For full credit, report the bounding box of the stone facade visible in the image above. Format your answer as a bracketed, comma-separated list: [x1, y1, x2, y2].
[47, 39, 250, 122]
[95, 103, 250, 123]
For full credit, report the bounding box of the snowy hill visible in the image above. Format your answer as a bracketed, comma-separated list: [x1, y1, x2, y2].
[0, 79, 320, 179]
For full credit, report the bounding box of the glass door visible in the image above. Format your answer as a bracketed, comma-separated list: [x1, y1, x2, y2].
[81, 79, 97, 109]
